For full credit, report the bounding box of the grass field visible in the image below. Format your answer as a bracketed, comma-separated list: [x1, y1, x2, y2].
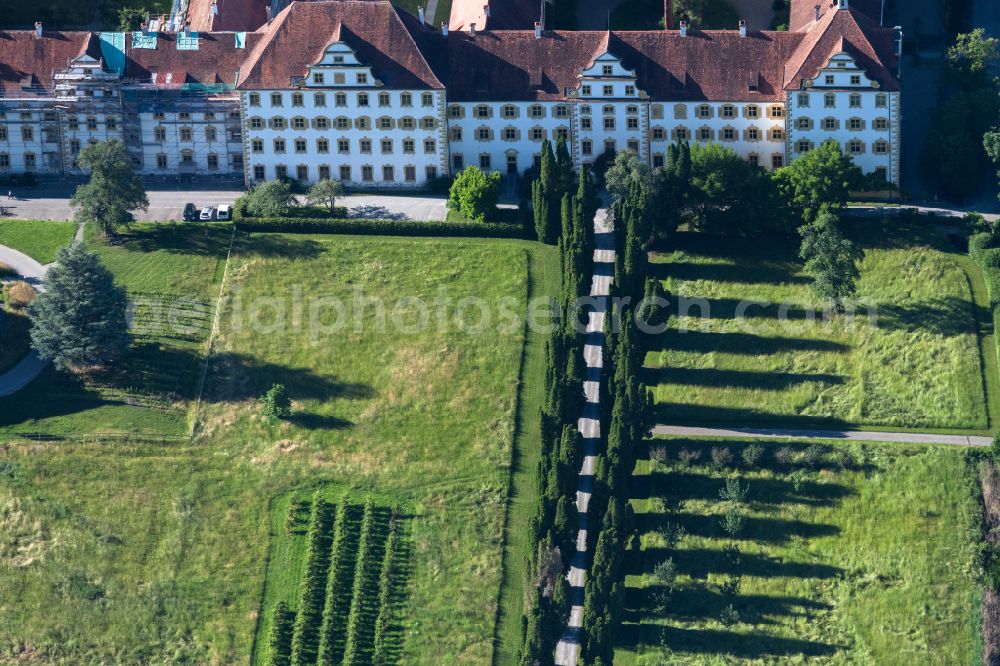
[0, 222, 229, 437]
[649, 219, 993, 431]
[0, 219, 77, 264]
[616, 437, 982, 664]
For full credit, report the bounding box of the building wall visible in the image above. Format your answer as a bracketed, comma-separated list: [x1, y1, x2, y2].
[135, 103, 243, 175]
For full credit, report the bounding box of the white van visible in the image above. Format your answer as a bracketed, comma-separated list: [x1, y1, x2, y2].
[216, 204, 231, 221]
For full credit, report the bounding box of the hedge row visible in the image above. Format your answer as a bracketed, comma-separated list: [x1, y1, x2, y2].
[342, 498, 377, 666]
[372, 508, 402, 666]
[971, 233, 1000, 383]
[289, 495, 334, 666]
[236, 216, 526, 238]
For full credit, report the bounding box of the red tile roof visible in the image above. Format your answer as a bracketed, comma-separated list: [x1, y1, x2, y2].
[436, 28, 807, 102]
[784, 6, 898, 91]
[237, 0, 443, 89]
[789, 0, 882, 32]
[125, 31, 262, 86]
[0, 30, 97, 94]
[186, 0, 269, 32]
[448, 0, 540, 31]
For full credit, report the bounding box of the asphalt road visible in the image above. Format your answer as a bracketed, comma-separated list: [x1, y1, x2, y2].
[1, 187, 449, 222]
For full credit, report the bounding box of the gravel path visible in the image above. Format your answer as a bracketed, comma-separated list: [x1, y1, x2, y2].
[0, 242, 48, 397]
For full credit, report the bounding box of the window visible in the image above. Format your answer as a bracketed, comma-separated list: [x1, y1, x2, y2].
[768, 105, 784, 118]
[319, 165, 330, 180]
[603, 105, 615, 115]
[405, 165, 416, 182]
[769, 128, 784, 141]
[651, 126, 667, 140]
[179, 127, 193, 142]
[317, 138, 329, 153]
[106, 117, 118, 131]
[625, 85, 635, 96]
[582, 85, 592, 95]
[296, 165, 308, 181]
[823, 117, 838, 130]
[848, 117, 863, 130]
[602, 64, 613, 76]
[475, 105, 490, 119]
[603, 85, 614, 96]
[797, 117, 811, 130]
[340, 165, 352, 180]
[452, 154, 464, 170]
[84, 116, 97, 131]
[849, 94, 861, 108]
[848, 139, 863, 154]
[797, 93, 809, 107]
[179, 112, 192, 121]
[698, 127, 711, 141]
[502, 105, 516, 119]
[270, 92, 283, 107]
[698, 105, 712, 119]
[722, 127, 736, 141]
[477, 127, 491, 141]
[873, 140, 889, 154]
[479, 154, 491, 170]
[603, 117, 615, 130]
[825, 93, 836, 107]
[582, 140, 593, 156]
[154, 126, 167, 142]
[604, 140, 616, 154]
[450, 127, 463, 141]
[275, 165, 288, 179]
[382, 165, 394, 181]
[358, 93, 369, 107]
[357, 117, 371, 130]
[627, 117, 639, 130]
[875, 93, 888, 108]
[274, 138, 286, 153]
[315, 117, 330, 130]
[206, 126, 217, 141]
[336, 92, 347, 107]
[336, 117, 350, 130]
[254, 165, 265, 180]
[313, 72, 325, 85]
[400, 117, 415, 130]
[449, 105, 463, 119]
[772, 154, 783, 169]
[421, 117, 436, 130]
[375, 117, 392, 130]
[252, 139, 264, 153]
[232, 154, 243, 170]
[530, 105, 544, 118]
[68, 117, 80, 130]
[850, 75, 861, 85]
[722, 104, 735, 118]
[156, 153, 168, 169]
[70, 139, 80, 154]
[272, 117, 287, 130]
[531, 128, 544, 141]
[627, 139, 640, 153]
[426, 165, 438, 180]
[627, 105, 638, 115]
[503, 127, 517, 141]
[747, 127, 760, 141]
[748, 154, 759, 166]
[381, 138, 393, 154]
[797, 139, 812, 153]
[207, 154, 219, 170]
[250, 117, 264, 130]
[292, 93, 304, 107]
[825, 74, 835, 85]
[249, 92, 261, 107]
[403, 139, 415, 154]
[424, 139, 436, 154]
[874, 117, 889, 130]
[379, 92, 391, 107]
[314, 93, 326, 107]
[675, 127, 689, 141]
[422, 92, 434, 107]
[357, 73, 368, 85]
[746, 105, 759, 119]
[874, 166, 888, 181]
[21, 127, 33, 142]
[337, 139, 349, 153]
[653, 154, 664, 168]
[362, 165, 374, 181]
[401, 93, 412, 107]
[556, 128, 568, 140]
[581, 117, 592, 130]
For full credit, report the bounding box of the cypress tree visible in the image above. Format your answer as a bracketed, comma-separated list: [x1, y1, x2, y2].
[268, 601, 295, 666]
[533, 140, 560, 244]
[555, 133, 574, 191]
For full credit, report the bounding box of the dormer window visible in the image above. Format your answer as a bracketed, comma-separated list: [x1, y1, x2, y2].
[333, 55, 344, 63]
[602, 65, 613, 76]
[582, 85, 591, 95]
[313, 73, 324, 85]
[603, 85, 613, 96]
[850, 75, 861, 85]
[357, 73, 368, 84]
[825, 75, 835, 85]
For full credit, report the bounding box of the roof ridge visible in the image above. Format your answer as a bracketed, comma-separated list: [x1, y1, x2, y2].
[393, 4, 445, 89]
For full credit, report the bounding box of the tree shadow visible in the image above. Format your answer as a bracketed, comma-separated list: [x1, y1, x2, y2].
[643, 511, 841, 544]
[647, 367, 844, 390]
[631, 547, 844, 581]
[651, 402, 855, 429]
[238, 233, 327, 259]
[287, 412, 353, 430]
[875, 296, 980, 337]
[653, 231, 802, 261]
[633, 468, 855, 507]
[652, 330, 849, 356]
[651, 260, 810, 286]
[668, 296, 822, 321]
[205, 351, 373, 403]
[104, 223, 232, 257]
[347, 204, 408, 221]
[617, 621, 842, 658]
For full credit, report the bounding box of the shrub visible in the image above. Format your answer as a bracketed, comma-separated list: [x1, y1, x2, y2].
[652, 558, 677, 591]
[719, 477, 749, 504]
[4, 281, 36, 309]
[658, 522, 686, 549]
[803, 444, 827, 468]
[720, 604, 741, 626]
[720, 508, 744, 537]
[719, 575, 742, 598]
[261, 383, 292, 421]
[447, 166, 502, 222]
[711, 446, 734, 470]
[677, 448, 702, 467]
[244, 180, 297, 218]
[0, 261, 14, 278]
[741, 443, 765, 468]
[774, 446, 796, 466]
[722, 543, 742, 569]
[649, 445, 669, 466]
[305, 179, 345, 212]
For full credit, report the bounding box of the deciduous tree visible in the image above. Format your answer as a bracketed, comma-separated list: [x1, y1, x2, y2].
[70, 140, 148, 236]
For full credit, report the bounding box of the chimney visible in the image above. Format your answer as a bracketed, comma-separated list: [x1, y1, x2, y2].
[815, 4, 821, 21]
[739, 19, 747, 37]
[266, 6, 273, 24]
[34, 21, 43, 38]
[418, 5, 425, 23]
[838, 0, 848, 8]
[679, 19, 688, 36]
[534, 21, 542, 38]
[483, 4, 490, 18]
[210, 1, 218, 15]
[469, 22, 476, 34]
[663, 0, 673, 28]
[182, 20, 191, 35]
[441, 21, 449, 36]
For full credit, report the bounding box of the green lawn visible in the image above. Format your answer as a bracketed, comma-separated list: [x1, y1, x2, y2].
[0, 219, 77, 264]
[617, 437, 982, 664]
[649, 219, 993, 431]
[0, 223, 229, 437]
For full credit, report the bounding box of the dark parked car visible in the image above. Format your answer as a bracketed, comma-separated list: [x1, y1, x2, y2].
[183, 203, 199, 221]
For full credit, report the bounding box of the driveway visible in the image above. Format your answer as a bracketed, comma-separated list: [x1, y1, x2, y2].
[1, 185, 448, 223]
[0, 243, 48, 397]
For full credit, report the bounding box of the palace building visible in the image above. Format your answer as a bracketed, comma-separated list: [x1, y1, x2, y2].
[0, 0, 901, 188]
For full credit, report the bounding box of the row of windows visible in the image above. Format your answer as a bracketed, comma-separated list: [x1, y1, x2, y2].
[0, 124, 117, 142]
[150, 111, 238, 121]
[449, 104, 571, 120]
[248, 115, 438, 131]
[794, 116, 890, 131]
[797, 92, 889, 108]
[580, 83, 637, 97]
[448, 126, 570, 142]
[252, 163, 434, 183]
[153, 152, 242, 170]
[152, 126, 236, 142]
[796, 138, 890, 155]
[249, 90, 435, 109]
[251, 137, 438, 156]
